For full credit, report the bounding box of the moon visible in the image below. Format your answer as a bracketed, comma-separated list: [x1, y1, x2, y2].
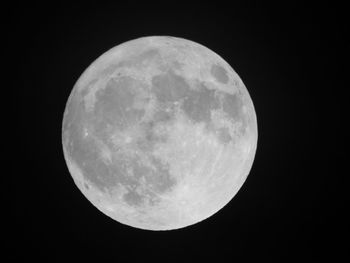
[62, 36, 258, 230]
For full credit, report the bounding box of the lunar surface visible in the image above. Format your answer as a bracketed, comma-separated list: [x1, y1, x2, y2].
[62, 36, 258, 230]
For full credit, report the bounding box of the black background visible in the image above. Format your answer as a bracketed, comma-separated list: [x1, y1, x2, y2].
[9, 2, 345, 261]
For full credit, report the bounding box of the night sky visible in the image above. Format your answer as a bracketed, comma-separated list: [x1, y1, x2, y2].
[8, 3, 345, 261]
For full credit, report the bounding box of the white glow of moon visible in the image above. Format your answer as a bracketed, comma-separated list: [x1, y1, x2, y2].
[62, 36, 258, 230]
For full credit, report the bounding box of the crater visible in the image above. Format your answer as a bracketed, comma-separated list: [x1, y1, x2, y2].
[151, 70, 191, 104]
[69, 132, 121, 194]
[92, 76, 145, 134]
[119, 154, 176, 208]
[134, 49, 159, 65]
[210, 63, 229, 84]
[181, 82, 220, 124]
[118, 48, 161, 70]
[123, 187, 144, 207]
[215, 127, 233, 144]
[221, 92, 247, 134]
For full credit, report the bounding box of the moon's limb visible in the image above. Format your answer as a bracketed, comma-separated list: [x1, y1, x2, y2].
[62, 36, 258, 230]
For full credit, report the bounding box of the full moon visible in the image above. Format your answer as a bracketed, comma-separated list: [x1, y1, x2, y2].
[62, 36, 258, 230]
